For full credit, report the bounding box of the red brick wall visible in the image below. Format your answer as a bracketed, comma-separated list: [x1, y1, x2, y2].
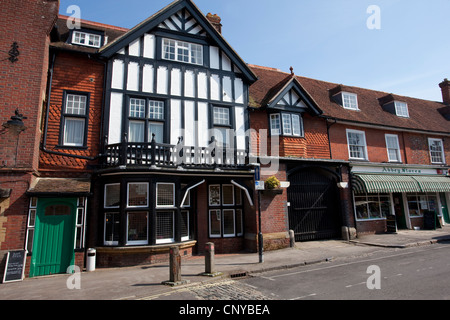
[329, 123, 449, 166]
[39, 52, 105, 171]
[0, 0, 59, 272]
[249, 110, 330, 159]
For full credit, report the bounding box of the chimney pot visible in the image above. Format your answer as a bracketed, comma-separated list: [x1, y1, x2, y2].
[206, 13, 222, 34]
[439, 78, 450, 105]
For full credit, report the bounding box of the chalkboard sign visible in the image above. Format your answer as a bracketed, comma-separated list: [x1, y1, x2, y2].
[2, 250, 26, 283]
[423, 210, 437, 230]
[386, 215, 397, 234]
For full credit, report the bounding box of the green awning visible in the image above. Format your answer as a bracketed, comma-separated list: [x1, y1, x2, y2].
[353, 174, 450, 194]
[353, 174, 422, 194]
[412, 176, 450, 192]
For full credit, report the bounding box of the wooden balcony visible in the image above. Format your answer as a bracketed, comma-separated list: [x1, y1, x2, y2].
[102, 138, 247, 170]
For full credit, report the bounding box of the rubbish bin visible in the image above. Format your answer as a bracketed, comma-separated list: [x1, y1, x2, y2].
[86, 248, 96, 272]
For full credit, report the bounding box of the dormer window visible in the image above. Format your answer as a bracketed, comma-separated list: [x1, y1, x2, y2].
[342, 92, 359, 110]
[394, 101, 409, 118]
[72, 31, 102, 48]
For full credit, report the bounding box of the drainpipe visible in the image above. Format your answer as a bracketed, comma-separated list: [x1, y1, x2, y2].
[325, 117, 337, 159]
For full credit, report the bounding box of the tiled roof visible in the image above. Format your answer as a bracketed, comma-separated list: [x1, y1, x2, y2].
[249, 65, 450, 134]
[50, 15, 128, 53]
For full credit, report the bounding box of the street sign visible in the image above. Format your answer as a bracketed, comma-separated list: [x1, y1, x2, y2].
[255, 180, 265, 191]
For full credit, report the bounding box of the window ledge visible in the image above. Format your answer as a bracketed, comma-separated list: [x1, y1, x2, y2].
[96, 240, 197, 254]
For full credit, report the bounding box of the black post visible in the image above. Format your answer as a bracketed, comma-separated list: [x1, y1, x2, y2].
[258, 190, 264, 263]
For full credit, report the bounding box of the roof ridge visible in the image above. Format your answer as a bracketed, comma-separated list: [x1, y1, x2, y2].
[58, 14, 129, 32]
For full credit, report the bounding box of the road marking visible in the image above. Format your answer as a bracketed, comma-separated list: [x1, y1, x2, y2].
[345, 282, 365, 288]
[264, 246, 449, 281]
[290, 293, 317, 300]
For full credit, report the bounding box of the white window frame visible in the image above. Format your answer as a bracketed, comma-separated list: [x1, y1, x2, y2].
[346, 129, 368, 160]
[428, 138, 446, 164]
[162, 38, 203, 65]
[127, 182, 149, 208]
[156, 211, 175, 244]
[104, 212, 120, 246]
[209, 209, 222, 238]
[270, 114, 281, 135]
[104, 183, 120, 209]
[395, 101, 409, 118]
[127, 211, 149, 245]
[222, 184, 235, 206]
[181, 210, 191, 241]
[63, 93, 88, 147]
[342, 92, 359, 110]
[385, 134, 402, 163]
[222, 209, 236, 238]
[72, 31, 102, 48]
[156, 183, 175, 208]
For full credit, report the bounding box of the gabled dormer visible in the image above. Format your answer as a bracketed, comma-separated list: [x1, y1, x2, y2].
[329, 85, 359, 111]
[378, 94, 410, 118]
[262, 72, 322, 137]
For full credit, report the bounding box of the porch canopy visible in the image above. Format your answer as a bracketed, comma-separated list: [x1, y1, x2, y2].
[352, 174, 450, 194]
[27, 178, 91, 197]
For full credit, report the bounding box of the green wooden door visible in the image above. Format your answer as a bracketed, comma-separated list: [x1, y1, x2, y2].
[30, 198, 77, 277]
[441, 193, 450, 224]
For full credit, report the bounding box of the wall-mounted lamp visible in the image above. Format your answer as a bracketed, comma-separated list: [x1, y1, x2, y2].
[2, 109, 27, 132]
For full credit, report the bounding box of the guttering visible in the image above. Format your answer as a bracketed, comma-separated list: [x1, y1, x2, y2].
[319, 115, 450, 137]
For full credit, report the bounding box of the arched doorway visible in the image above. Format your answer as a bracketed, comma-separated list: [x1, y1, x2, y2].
[288, 167, 342, 241]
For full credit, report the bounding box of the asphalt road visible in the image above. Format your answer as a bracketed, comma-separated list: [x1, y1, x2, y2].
[243, 243, 450, 300]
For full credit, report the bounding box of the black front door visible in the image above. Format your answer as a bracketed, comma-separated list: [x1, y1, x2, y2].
[288, 168, 342, 241]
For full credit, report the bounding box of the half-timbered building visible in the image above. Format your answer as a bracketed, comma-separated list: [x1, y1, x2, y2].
[90, 0, 258, 267]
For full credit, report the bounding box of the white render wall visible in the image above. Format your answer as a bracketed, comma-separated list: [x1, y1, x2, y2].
[108, 33, 247, 148]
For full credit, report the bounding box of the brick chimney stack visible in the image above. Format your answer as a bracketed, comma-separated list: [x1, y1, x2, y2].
[206, 13, 222, 34]
[439, 78, 450, 105]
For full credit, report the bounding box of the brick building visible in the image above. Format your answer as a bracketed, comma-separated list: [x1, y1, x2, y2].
[1, 0, 449, 279]
[0, 0, 59, 278]
[248, 65, 450, 240]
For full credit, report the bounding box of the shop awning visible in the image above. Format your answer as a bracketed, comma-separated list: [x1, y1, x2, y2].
[352, 174, 422, 194]
[353, 174, 450, 194]
[412, 176, 450, 193]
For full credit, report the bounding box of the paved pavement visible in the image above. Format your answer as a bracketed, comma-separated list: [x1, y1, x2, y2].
[1, 226, 450, 300]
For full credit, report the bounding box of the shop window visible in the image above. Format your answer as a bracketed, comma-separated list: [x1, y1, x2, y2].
[156, 183, 175, 207]
[181, 210, 193, 241]
[127, 211, 148, 245]
[355, 193, 391, 220]
[104, 212, 120, 246]
[104, 183, 120, 208]
[407, 193, 439, 218]
[208, 184, 244, 238]
[156, 211, 174, 244]
[127, 183, 148, 208]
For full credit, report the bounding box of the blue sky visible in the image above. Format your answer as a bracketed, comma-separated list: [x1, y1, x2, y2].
[59, 0, 450, 102]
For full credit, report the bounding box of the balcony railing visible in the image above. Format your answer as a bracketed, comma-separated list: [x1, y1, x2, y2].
[103, 138, 247, 169]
